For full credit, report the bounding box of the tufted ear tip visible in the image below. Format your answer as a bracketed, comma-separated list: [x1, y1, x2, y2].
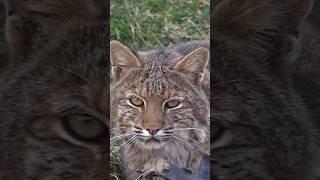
[110, 40, 122, 48]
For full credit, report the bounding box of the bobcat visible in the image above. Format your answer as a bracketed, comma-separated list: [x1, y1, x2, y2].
[110, 40, 210, 180]
[0, 0, 109, 179]
[212, 0, 320, 179]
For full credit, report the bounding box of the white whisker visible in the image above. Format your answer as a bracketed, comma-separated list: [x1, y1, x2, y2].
[115, 135, 137, 150]
[175, 127, 209, 133]
[171, 135, 204, 155]
[112, 127, 129, 130]
[179, 133, 203, 145]
[111, 133, 134, 142]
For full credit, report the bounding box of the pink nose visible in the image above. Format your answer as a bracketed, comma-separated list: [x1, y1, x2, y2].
[146, 128, 160, 135]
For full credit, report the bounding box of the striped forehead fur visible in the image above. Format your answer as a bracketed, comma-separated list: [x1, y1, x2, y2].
[141, 61, 169, 96]
[137, 49, 182, 96]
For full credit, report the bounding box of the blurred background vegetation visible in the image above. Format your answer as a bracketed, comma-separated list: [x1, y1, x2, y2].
[110, 0, 210, 50]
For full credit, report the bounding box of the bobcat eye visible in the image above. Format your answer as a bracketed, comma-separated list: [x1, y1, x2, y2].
[129, 96, 144, 107]
[64, 115, 106, 140]
[165, 100, 180, 108]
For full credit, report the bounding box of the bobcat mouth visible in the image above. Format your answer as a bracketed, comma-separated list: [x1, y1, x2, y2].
[131, 127, 175, 149]
[137, 135, 167, 149]
[138, 135, 168, 143]
[145, 137, 160, 143]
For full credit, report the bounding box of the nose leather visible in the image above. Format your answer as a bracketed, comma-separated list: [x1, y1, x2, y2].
[146, 128, 160, 135]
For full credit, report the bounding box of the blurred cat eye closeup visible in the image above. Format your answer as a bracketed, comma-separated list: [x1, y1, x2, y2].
[213, 0, 320, 179]
[0, 0, 108, 179]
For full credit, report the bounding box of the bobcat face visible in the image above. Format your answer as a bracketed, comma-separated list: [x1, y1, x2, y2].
[110, 41, 209, 150]
[212, 0, 318, 179]
[112, 63, 207, 149]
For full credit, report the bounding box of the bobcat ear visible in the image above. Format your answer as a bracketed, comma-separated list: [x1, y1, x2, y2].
[110, 41, 141, 67]
[110, 41, 141, 80]
[173, 47, 209, 83]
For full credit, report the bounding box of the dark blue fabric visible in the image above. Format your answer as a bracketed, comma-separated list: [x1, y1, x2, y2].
[198, 155, 210, 179]
[160, 155, 210, 180]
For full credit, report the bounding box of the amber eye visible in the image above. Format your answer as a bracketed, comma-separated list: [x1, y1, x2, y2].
[165, 100, 180, 108]
[129, 96, 144, 107]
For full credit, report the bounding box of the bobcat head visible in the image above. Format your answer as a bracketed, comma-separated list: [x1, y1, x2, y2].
[110, 41, 209, 151]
